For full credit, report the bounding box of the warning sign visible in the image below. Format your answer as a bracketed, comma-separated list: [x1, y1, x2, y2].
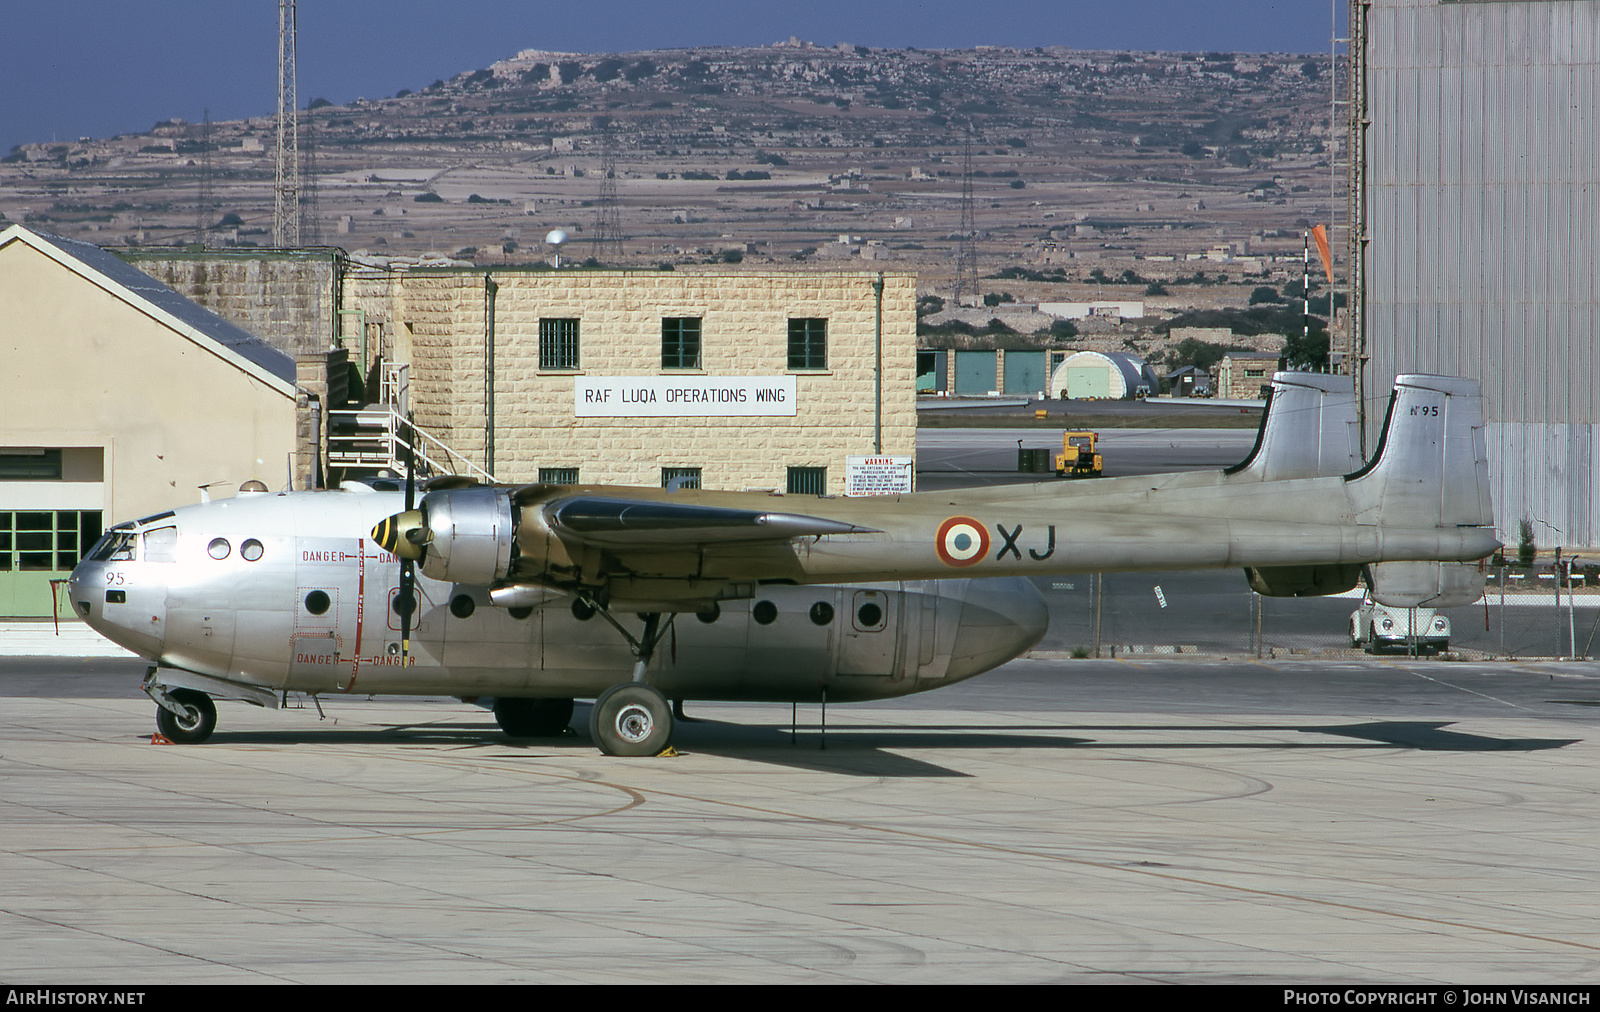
[845, 455, 914, 497]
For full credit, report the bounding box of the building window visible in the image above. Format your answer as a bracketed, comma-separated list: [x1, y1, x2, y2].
[0, 510, 102, 572]
[538, 467, 579, 485]
[661, 317, 702, 370]
[661, 467, 702, 490]
[786, 467, 827, 496]
[539, 318, 580, 370]
[0, 449, 62, 481]
[787, 318, 827, 370]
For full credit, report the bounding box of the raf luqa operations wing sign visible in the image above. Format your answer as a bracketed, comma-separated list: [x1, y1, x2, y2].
[575, 376, 797, 417]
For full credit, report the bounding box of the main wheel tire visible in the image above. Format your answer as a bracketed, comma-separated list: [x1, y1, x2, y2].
[155, 689, 217, 744]
[588, 684, 673, 757]
[494, 697, 574, 737]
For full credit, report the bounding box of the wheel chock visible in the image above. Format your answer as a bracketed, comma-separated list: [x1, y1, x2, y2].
[151, 733, 174, 745]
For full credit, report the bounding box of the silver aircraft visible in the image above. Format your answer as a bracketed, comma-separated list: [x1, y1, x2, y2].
[69, 372, 1498, 755]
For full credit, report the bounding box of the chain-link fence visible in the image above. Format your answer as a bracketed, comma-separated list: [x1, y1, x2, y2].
[1029, 567, 1598, 660]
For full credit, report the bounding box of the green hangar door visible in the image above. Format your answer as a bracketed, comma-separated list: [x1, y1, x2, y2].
[954, 351, 997, 396]
[1064, 364, 1111, 399]
[1003, 351, 1046, 396]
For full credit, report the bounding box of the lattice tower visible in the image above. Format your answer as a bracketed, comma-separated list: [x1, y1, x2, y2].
[953, 133, 979, 306]
[273, 0, 300, 247]
[194, 110, 213, 245]
[590, 121, 622, 262]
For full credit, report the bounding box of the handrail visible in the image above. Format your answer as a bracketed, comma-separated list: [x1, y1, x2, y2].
[327, 406, 496, 484]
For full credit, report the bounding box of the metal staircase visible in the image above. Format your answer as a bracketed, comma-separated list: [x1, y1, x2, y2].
[325, 364, 496, 484]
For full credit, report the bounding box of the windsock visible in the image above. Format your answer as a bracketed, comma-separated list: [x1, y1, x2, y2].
[1311, 223, 1334, 285]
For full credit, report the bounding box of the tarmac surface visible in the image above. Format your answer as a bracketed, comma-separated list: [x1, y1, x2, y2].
[3, 654, 1598, 984]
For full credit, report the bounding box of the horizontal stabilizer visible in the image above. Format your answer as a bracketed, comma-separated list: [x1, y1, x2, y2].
[1367, 560, 1486, 608]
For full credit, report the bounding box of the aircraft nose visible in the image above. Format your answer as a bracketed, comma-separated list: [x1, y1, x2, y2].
[67, 558, 165, 658]
[945, 577, 1049, 680]
[66, 564, 93, 619]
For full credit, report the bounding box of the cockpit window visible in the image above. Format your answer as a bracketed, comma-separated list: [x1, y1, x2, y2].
[87, 530, 137, 562]
[143, 526, 178, 563]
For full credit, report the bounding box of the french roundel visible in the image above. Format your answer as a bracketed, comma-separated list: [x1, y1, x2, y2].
[935, 516, 990, 567]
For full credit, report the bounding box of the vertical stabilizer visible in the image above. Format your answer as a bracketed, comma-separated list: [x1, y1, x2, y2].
[1226, 371, 1361, 481]
[1348, 375, 1495, 531]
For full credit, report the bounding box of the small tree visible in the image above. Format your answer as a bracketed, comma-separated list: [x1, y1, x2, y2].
[1518, 518, 1537, 568]
[1281, 328, 1329, 371]
[1047, 319, 1078, 341]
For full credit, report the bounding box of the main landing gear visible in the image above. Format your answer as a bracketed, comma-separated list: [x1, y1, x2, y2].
[590, 683, 673, 756]
[492, 696, 575, 738]
[582, 604, 678, 757]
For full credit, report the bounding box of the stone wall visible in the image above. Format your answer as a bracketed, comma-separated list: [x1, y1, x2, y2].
[122, 250, 340, 359]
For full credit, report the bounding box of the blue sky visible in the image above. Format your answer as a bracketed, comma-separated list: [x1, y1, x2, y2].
[3, 1, 1338, 154]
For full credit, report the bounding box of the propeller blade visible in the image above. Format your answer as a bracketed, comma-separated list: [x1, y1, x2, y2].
[401, 414, 415, 659]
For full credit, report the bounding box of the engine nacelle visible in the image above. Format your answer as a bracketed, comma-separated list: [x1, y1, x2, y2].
[1244, 563, 1363, 598]
[417, 487, 516, 585]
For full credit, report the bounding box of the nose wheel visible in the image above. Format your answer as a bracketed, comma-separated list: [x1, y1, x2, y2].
[153, 688, 217, 744]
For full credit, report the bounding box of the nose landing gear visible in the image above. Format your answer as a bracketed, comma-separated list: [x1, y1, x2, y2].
[148, 682, 217, 744]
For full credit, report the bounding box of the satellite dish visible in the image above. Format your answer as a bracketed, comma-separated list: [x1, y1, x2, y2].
[544, 229, 568, 246]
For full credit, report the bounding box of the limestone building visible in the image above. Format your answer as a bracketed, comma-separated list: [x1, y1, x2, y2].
[1215, 352, 1281, 402]
[340, 267, 917, 495]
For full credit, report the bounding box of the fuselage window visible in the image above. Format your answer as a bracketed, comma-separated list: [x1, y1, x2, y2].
[208, 538, 231, 560]
[857, 602, 883, 628]
[240, 539, 264, 562]
[450, 594, 476, 619]
[752, 600, 778, 625]
[304, 590, 331, 616]
[809, 601, 834, 626]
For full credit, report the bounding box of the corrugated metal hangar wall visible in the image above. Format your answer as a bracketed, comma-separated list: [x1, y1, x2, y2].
[1356, 0, 1600, 549]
